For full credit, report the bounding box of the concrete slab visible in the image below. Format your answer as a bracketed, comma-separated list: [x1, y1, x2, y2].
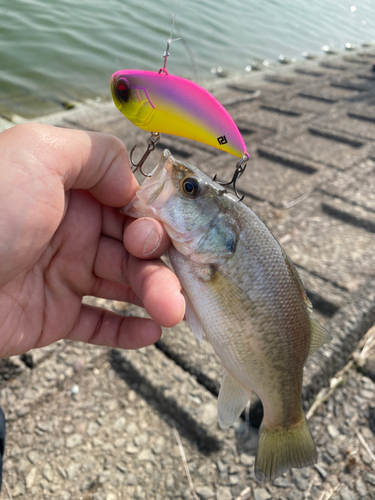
[2, 46, 375, 499]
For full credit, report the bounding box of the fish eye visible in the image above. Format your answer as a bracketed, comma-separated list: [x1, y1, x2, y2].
[116, 78, 130, 101]
[181, 177, 201, 197]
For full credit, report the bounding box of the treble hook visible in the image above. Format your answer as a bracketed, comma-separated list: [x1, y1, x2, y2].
[130, 132, 160, 176]
[213, 153, 250, 201]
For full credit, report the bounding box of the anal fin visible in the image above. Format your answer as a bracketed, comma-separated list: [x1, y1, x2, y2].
[217, 370, 251, 429]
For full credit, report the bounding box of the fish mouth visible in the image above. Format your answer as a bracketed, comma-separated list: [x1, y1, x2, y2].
[122, 150, 175, 218]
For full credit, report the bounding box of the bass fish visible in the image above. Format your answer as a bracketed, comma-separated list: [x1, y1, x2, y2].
[110, 69, 247, 158]
[123, 151, 329, 482]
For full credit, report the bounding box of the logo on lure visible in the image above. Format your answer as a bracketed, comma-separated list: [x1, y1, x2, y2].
[110, 69, 247, 158]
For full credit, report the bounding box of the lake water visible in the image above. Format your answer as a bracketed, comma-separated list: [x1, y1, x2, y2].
[1, 0, 374, 118]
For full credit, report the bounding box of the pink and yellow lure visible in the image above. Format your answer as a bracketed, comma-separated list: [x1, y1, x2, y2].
[110, 69, 247, 158]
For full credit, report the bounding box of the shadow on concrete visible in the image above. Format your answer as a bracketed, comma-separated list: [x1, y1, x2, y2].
[109, 348, 222, 455]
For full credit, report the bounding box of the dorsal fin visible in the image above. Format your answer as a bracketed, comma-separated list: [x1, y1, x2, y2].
[280, 248, 331, 355]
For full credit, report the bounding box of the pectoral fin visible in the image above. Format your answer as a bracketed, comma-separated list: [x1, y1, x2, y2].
[217, 370, 252, 429]
[183, 290, 205, 343]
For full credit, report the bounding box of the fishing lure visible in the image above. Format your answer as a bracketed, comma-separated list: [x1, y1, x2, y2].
[110, 38, 250, 198]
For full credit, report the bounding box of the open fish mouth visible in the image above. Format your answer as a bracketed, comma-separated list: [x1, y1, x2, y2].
[122, 150, 176, 218]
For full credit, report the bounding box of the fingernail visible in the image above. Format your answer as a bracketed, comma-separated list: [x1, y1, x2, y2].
[142, 229, 161, 256]
[178, 292, 186, 323]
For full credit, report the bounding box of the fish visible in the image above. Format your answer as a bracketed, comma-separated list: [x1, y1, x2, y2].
[123, 150, 330, 482]
[110, 69, 247, 158]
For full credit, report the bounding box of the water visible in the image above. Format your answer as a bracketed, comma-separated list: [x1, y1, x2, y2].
[1, 0, 374, 118]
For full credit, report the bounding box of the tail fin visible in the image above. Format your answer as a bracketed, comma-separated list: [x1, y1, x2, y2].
[254, 414, 317, 482]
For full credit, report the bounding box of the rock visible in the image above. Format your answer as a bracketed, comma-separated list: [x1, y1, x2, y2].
[59, 491, 72, 500]
[198, 463, 212, 477]
[126, 422, 139, 436]
[152, 436, 166, 455]
[57, 466, 68, 479]
[66, 463, 81, 480]
[216, 460, 228, 476]
[327, 425, 339, 439]
[327, 443, 339, 458]
[137, 448, 154, 461]
[273, 476, 291, 488]
[340, 486, 356, 500]
[358, 355, 375, 382]
[126, 473, 138, 485]
[200, 403, 217, 426]
[229, 465, 241, 475]
[342, 402, 355, 418]
[294, 475, 309, 491]
[314, 464, 328, 480]
[16, 407, 30, 417]
[66, 433, 83, 448]
[229, 474, 240, 485]
[145, 462, 153, 475]
[128, 390, 137, 402]
[113, 416, 126, 432]
[133, 486, 144, 499]
[27, 450, 40, 465]
[42, 463, 53, 482]
[12, 482, 26, 497]
[114, 437, 127, 448]
[62, 424, 75, 434]
[26, 467, 37, 489]
[125, 443, 138, 454]
[134, 432, 149, 446]
[17, 458, 31, 473]
[355, 477, 368, 497]
[216, 486, 232, 500]
[87, 421, 99, 437]
[36, 421, 50, 432]
[93, 492, 106, 500]
[116, 463, 127, 473]
[253, 488, 272, 500]
[287, 491, 303, 500]
[101, 442, 114, 452]
[240, 453, 254, 466]
[98, 470, 111, 484]
[165, 473, 175, 490]
[361, 450, 372, 465]
[196, 486, 215, 499]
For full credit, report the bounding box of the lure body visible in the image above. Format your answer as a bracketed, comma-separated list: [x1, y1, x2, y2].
[110, 69, 247, 158]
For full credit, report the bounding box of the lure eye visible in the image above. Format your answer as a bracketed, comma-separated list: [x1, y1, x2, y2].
[182, 177, 201, 198]
[116, 78, 130, 101]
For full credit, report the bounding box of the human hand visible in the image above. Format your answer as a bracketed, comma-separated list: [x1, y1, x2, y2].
[0, 123, 185, 359]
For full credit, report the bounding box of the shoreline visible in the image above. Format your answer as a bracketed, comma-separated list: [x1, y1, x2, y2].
[1, 43, 374, 133]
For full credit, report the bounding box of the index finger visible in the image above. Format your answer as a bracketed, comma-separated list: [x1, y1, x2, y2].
[10, 123, 139, 207]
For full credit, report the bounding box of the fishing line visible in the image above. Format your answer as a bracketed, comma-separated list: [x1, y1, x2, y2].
[166, 0, 199, 82]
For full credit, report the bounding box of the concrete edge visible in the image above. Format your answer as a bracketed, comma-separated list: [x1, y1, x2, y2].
[302, 276, 375, 408]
